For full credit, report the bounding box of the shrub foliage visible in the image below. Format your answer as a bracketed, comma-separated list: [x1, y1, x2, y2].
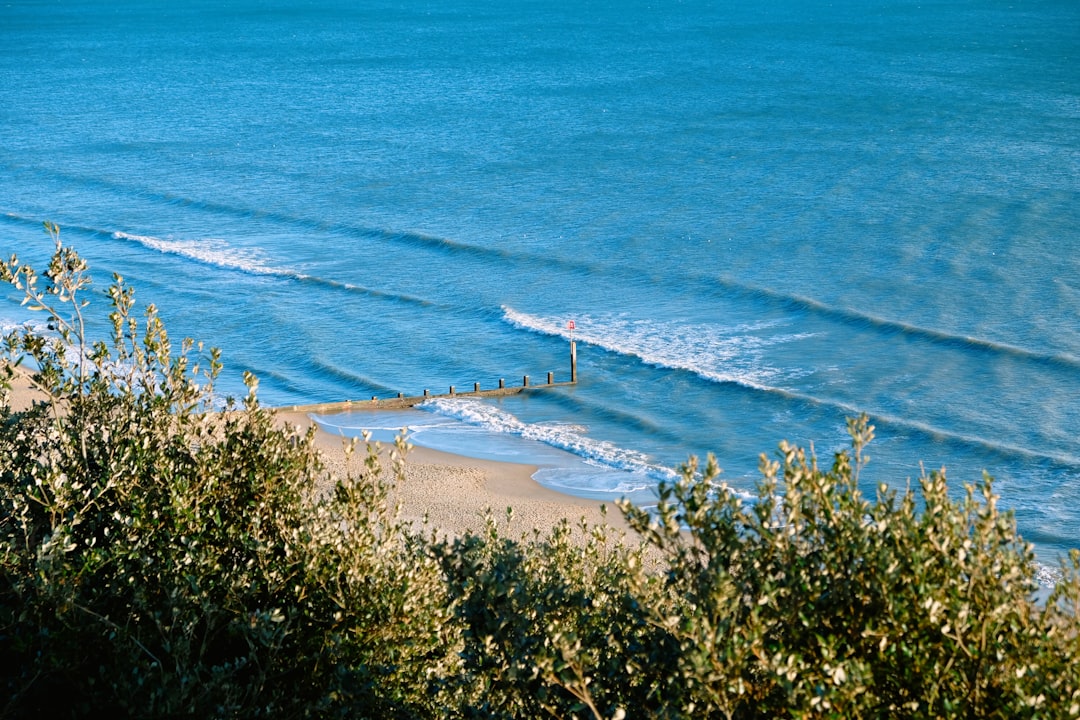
[0, 227, 458, 718]
[1, 229, 1077, 718]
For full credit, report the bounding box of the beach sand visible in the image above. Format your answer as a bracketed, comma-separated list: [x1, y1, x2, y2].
[276, 407, 633, 542]
[3, 369, 49, 413]
[3, 371, 633, 542]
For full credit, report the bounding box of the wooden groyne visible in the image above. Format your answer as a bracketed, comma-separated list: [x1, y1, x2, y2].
[283, 341, 578, 414]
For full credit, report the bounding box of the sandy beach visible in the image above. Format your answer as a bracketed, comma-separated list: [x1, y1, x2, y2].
[4, 369, 51, 414]
[276, 406, 633, 541]
[3, 371, 632, 542]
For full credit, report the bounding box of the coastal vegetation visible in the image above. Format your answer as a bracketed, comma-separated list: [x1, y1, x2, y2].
[2, 230, 1078, 718]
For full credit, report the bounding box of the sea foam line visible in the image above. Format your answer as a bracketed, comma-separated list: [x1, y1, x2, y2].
[502, 307, 1080, 469]
[502, 306, 812, 390]
[420, 397, 677, 486]
[7, 167, 576, 272]
[113, 231, 276, 275]
[110, 231, 435, 307]
[1, 317, 50, 336]
[7, 203, 1078, 371]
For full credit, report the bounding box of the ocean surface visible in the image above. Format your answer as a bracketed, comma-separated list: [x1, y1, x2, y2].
[2, 1, 1077, 577]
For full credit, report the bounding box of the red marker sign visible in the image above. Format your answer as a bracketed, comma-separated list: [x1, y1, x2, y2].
[568, 320, 575, 330]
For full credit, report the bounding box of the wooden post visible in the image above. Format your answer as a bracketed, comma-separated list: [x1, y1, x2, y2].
[499, 378, 505, 389]
[547, 371, 553, 384]
[474, 382, 480, 392]
[449, 385, 455, 395]
[424, 389, 430, 398]
[523, 375, 529, 387]
[571, 340, 577, 383]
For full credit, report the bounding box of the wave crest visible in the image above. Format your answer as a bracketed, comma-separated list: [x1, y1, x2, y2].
[501, 307, 1080, 468]
[421, 397, 675, 489]
[113, 231, 278, 275]
[110, 231, 434, 307]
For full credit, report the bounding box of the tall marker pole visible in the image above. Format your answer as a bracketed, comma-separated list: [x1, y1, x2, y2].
[568, 320, 577, 383]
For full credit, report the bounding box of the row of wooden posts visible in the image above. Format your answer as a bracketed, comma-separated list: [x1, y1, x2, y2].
[283, 340, 577, 414]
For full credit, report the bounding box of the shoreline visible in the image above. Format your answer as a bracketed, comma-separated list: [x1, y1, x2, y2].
[276, 406, 633, 540]
[4, 372, 1068, 586]
[2, 373, 631, 540]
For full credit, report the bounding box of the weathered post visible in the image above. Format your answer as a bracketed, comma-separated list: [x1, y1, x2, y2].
[568, 320, 578, 383]
[523, 375, 529, 387]
[499, 378, 505, 389]
[547, 371, 554, 384]
[474, 382, 480, 393]
[449, 385, 455, 395]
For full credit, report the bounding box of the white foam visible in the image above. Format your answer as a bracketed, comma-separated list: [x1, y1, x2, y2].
[1035, 562, 1065, 589]
[112, 231, 281, 276]
[1, 317, 48, 335]
[420, 397, 674, 488]
[502, 306, 813, 391]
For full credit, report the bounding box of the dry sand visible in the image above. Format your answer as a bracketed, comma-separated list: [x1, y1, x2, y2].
[3, 371, 634, 542]
[276, 407, 634, 542]
[3, 368, 49, 413]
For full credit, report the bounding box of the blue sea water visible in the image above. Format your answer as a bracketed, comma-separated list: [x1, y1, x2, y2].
[2, 1, 1078, 575]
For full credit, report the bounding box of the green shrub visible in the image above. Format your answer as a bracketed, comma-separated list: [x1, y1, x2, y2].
[0, 226, 458, 718]
[433, 510, 669, 719]
[611, 420, 1080, 718]
[2, 226, 1077, 719]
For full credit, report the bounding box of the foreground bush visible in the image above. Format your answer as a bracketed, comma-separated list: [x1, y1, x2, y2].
[0, 228, 459, 717]
[437, 425, 1079, 719]
[615, 431, 1080, 718]
[2, 229, 1077, 718]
